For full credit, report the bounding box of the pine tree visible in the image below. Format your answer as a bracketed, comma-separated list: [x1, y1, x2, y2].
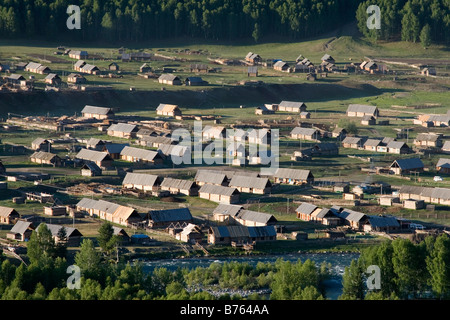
[339, 259, 365, 300]
[420, 24, 432, 48]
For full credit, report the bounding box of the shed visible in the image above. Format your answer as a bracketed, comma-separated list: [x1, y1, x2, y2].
[30, 151, 61, 166]
[436, 158, 450, 174]
[185, 77, 206, 86]
[108, 62, 119, 71]
[81, 105, 114, 119]
[80, 161, 102, 177]
[390, 158, 425, 175]
[6, 220, 35, 241]
[156, 104, 182, 117]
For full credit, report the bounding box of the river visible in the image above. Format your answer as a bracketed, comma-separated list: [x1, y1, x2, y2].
[139, 252, 360, 300]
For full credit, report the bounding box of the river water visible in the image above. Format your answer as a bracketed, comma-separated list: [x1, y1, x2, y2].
[140, 252, 360, 300]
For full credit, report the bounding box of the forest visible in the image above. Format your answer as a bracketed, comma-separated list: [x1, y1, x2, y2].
[0, 0, 448, 43]
[0, 222, 449, 300]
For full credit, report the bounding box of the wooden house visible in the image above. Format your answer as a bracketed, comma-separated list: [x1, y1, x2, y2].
[31, 138, 51, 151]
[403, 199, 425, 210]
[247, 66, 258, 77]
[295, 202, 319, 221]
[273, 60, 290, 72]
[212, 204, 243, 223]
[25, 62, 51, 74]
[208, 225, 276, 245]
[185, 77, 206, 86]
[346, 104, 379, 118]
[397, 186, 450, 206]
[80, 162, 102, 177]
[30, 151, 61, 166]
[73, 60, 86, 72]
[436, 158, 450, 174]
[148, 208, 193, 228]
[321, 54, 335, 64]
[390, 158, 425, 175]
[290, 127, 321, 141]
[335, 209, 368, 231]
[443, 141, 450, 154]
[6, 74, 25, 84]
[160, 178, 198, 196]
[68, 50, 88, 60]
[255, 106, 274, 115]
[413, 133, 443, 148]
[43, 206, 67, 216]
[108, 62, 119, 71]
[76, 148, 113, 169]
[278, 101, 307, 113]
[233, 210, 277, 227]
[361, 115, 376, 126]
[44, 73, 62, 85]
[102, 143, 129, 159]
[310, 208, 341, 226]
[113, 226, 130, 244]
[198, 184, 240, 204]
[119, 146, 163, 166]
[313, 143, 339, 156]
[272, 168, 314, 185]
[190, 64, 209, 73]
[67, 73, 86, 84]
[81, 105, 114, 119]
[42, 223, 83, 246]
[122, 172, 161, 192]
[386, 141, 411, 154]
[156, 104, 182, 117]
[245, 52, 262, 65]
[364, 139, 382, 151]
[107, 123, 138, 139]
[300, 112, 311, 119]
[158, 74, 181, 85]
[332, 127, 347, 140]
[139, 63, 151, 73]
[86, 138, 106, 151]
[195, 171, 228, 187]
[342, 136, 365, 149]
[0, 206, 20, 224]
[202, 126, 226, 140]
[6, 220, 35, 241]
[228, 176, 272, 194]
[421, 68, 436, 76]
[176, 223, 203, 244]
[363, 216, 400, 233]
[80, 63, 100, 75]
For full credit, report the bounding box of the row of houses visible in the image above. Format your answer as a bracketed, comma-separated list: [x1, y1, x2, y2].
[342, 136, 411, 154]
[414, 112, 450, 127]
[295, 202, 404, 233]
[158, 74, 207, 86]
[74, 60, 100, 75]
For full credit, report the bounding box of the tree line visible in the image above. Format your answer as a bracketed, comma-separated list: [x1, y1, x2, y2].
[356, 0, 450, 45]
[340, 234, 450, 300]
[0, 0, 362, 42]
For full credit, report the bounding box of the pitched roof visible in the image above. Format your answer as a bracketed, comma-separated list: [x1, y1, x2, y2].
[86, 138, 105, 146]
[159, 74, 179, 81]
[195, 171, 227, 185]
[315, 143, 339, 152]
[235, 210, 277, 225]
[436, 158, 450, 169]
[30, 151, 59, 161]
[149, 208, 192, 223]
[273, 168, 313, 181]
[387, 141, 408, 149]
[81, 105, 113, 115]
[107, 123, 137, 134]
[342, 136, 364, 144]
[213, 204, 243, 216]
[337, 209, 367, 223]
[279, 101, 306, 110]
[391, 158, 424, 170]
[415, 133, 442, 142]
[211, 225, 276, 238]
[295, 202, 318, 215]
[76, 148, 111, 162]
[367, 216, 399, 228]
[10, 220, 34, 234]
[364, 139, 382, 147]
[156, 104, 179, 113]
[123, 172, 160, 187]
[32, 138, 48, 145]
[120, 146, 160, 161]
[81, 161, 102, 173]
[347, 104, 378, 114]
[74, 60, 86, 68]
[442, 141, 450, 150]
[291, 127, 318, 136]
[41, 223, 82, 238]
[45, 73, 60, 80]
[0, 206, 18, 218]
[103, 143, 129, 154]
[157, 144, 189, 158]
[229, 176, 271, 190]
[198, 184, 239, 196]
[161, 177, 196, 190]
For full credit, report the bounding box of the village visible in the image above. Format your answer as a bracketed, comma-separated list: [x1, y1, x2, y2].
[0, 39, 449, 264]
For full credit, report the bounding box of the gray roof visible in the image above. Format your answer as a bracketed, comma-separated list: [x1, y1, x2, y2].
[213, 204, 243, 216]
[236, 210, 277, 225]
[279, 101, 306, 110]
[81, 105, 113, 115]
[86, 138, 105, 147]
[39, 223, 82, 238]
[161, 177, 197, 190]
[274, 60, 288, 68]
[195, 171, 227, 185]
[76, 198, 98, 209]
[314, 208, 333, 219]
[199, 184, 239, 196]
[81, 64, 99, 72]
[30, 151, 59, 161]
[291, 127, 318, 136]
[229, 176, 271, 190]
[442, 141, 450, 150]
[45, 73, 60, 80]
[74, 60, 86, 68]
[321, 54, 334, 61]
[123, 172, 160, 187]
[436, 158, 450, 169]
[149, 208, 192, 223]
[392, 158, 424, 170]
[120, 146, 160, 161]
[387, 141, 408, 149]
[76, 148, 111, 162]
[26, 62, 42, 70]
[347, 104, 378, 115]
[273, 168, 313, 181]
[0, 206, 18, 218]
[32, 138, 48, 145]
[186, 76, 204, 83]
[364, 139, 382, 147]
[157, 144, 189, 157]
[342, 136, 364, 144]
[415, 133, 442, 142]
[295, 202, 318, 215]
[107, 123, 137, 134]
[159, 74, 180, 81]
[8, 74, 25, 80]
[140, 135, 173, 145]
[81, 161, 102, 173]
[10, 220, 34, 234]
[338, 209, 367, 223]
